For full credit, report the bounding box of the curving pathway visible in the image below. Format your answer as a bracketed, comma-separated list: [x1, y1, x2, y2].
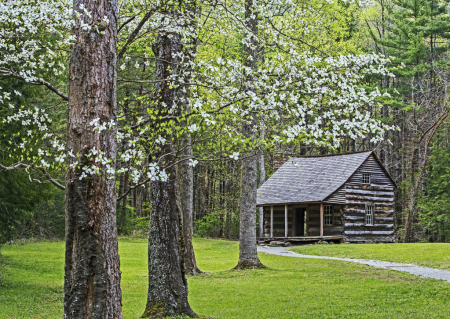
[257, 245, 450, 283]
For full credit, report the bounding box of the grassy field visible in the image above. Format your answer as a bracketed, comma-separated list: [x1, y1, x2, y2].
[290, 243, 450, 270]
[1, 239, 450, 318]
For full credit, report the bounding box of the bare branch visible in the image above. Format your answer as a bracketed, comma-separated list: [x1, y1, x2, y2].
[118, 9, 157, 59]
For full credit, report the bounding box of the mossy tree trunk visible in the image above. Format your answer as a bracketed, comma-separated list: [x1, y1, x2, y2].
[64, 0, 123, 317]
[143, 5, 196, 317]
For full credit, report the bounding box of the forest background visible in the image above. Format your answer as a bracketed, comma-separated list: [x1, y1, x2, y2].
[2, 0, 450, 246]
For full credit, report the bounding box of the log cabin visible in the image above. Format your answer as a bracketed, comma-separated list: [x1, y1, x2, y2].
[257, 151, 396, 243]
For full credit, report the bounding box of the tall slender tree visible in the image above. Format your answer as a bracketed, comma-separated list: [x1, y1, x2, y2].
[235, 0, 265, 270]
[64, 0, 123, 317]
[258, 151, 266, 237]
[180, 0, 203, 276]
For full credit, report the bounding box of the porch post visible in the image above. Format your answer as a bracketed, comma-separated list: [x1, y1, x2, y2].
[292, 207, 296, 237]
[270, 205, 273, 238]
[320, 202, 324, 237]
[285, 204, 288, 238]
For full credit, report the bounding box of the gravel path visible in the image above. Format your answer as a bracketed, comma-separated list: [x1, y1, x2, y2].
[257, 245, 450, 283]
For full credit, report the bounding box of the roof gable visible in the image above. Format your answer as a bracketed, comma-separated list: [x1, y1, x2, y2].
[256, 151, 373, 206]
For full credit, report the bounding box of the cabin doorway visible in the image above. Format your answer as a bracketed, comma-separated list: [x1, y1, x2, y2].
[295, 208, 305, 236]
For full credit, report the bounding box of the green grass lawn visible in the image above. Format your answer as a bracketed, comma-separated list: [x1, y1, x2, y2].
[290, 243, 450, 270]
[1, 239, 450, 318]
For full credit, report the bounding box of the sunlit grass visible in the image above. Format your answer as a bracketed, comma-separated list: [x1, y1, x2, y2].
[1, 239, 450, 318]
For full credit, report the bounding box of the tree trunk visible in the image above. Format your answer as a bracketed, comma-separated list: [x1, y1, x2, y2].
[181, 135, 203, 275]
[143, 11, 196, 317]
[136, 184, 143, 216]
[65, 0, 122, 318]
[178, 0, 202, 276]
[403, 147, 419, 243]
[117, 169, 125, 212]
[119, 171, 129, 233]
[144, 150, 196, 317]
[225, 162, 232, 239]
[235, 0, 265, 270]
[258, 153, 265, 237]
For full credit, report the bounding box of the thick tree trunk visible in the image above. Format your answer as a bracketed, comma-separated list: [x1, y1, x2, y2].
[144, 148, 196, 318]
[237, 147, 265, 268]
[235, 0, 265, 270]
[143, 12, 196, 317]
[64, 0, 122, 318]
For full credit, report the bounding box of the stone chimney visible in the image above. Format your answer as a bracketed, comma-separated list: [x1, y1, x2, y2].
[273, 151, 296, 172]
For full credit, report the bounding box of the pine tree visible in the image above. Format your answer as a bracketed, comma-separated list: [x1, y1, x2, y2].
[370, 0, 450, 242]
[374, 0, 450, 79]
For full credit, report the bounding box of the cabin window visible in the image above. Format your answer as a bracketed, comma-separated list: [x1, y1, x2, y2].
[365, 204, 374, 225]
[324, 205, 333, 225]
[362, 173, 370, 184]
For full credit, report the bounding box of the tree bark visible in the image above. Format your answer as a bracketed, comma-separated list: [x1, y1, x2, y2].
[143, 8, 196, 317]
[119, 170, 129, 233]
[258, 136, 265, 238]
[181, 135, 203, 275]
[65, 0, 122, 318]
[258, 155, 265, 237]
[178, 0, 202, 276]
[144, 147, 196, 318]
[235, 0, 265, 270]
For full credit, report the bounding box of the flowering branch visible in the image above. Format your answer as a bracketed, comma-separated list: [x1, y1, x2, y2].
[0, 162, 65, 190]
[0, 68, 68, 101]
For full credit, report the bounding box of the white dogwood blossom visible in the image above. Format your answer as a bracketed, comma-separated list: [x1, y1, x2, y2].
[1, 0, 397, 186]
[229, 152, 240, 160]
[188, 159, 198, 167]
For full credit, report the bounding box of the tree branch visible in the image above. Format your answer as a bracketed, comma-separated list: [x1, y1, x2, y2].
[0, 162, 65, 190]
[118, 10, 156, 59]
[0, 68, 68, 101]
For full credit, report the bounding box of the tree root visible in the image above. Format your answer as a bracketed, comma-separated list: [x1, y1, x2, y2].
[234, 260, 267, 270]
[141, 302, 198, 318]
[186, 266, 205, 276]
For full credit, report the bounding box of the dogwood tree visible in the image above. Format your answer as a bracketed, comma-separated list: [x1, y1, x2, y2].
[180, 0, 396, 270]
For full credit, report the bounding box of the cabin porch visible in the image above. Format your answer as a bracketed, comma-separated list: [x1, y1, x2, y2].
[258, 203, 344, 242]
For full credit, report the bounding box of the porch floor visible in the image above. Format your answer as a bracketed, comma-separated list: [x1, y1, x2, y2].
[257, 236, 344, 244]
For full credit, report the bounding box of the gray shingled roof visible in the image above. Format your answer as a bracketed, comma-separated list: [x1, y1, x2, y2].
[257, 151, 372, 206]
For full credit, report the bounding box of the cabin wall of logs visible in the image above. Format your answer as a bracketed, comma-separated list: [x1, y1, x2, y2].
[342, 185, 395, 242]
[342, 154, 395, 242]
